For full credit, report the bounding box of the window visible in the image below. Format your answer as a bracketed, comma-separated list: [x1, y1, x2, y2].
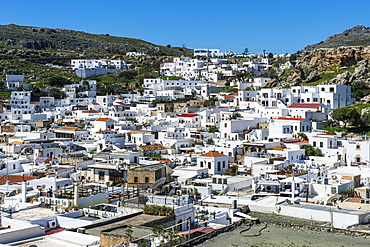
[320, 142, 323, 148]
[313, 98, 318, 102]
[134, 177, 139, 183]
[222, 161, 226, 168]
[98, 171, 105, 181]
[208, 162, 211, 169]
[330, 87, 334, 92]
[356, 144, 361, 150]
[200, 161, 204, 167]
[313, 141, 316, 147]
[321, 88, 325, 92]
[217, 162, 221, 171]
[145, 177, 149, 183]
[327, 100, 331, 104]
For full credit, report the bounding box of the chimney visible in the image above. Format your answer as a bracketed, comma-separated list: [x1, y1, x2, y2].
[74, 184, 79, 208]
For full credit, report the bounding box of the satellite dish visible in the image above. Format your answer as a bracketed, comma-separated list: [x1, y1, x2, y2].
[150, 177, 166, 190]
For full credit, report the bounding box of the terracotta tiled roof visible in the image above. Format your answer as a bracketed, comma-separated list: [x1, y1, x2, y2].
[92, 103, 100, 105]
[200, 151, 225, 157]
[178, 114, 199, 117]
[140, 144, 166, 151]
[95, 118, 113, 122]
[178, 227, 215, 235]
[159, 159, 173, 163]
[220, 94, 235, 98]
[277, 117, 306, 121]
[346, 198, 370, 203]
[82, 110, 100, 113]
[287, 141, 309, 145]
[57, 126, 83, 131]
[288, 103, 322, 108]
[96, 130, 117, 133]
[0, 175, 37, 184]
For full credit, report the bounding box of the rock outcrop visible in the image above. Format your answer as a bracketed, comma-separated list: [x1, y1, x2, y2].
[299, 46, 370, 71]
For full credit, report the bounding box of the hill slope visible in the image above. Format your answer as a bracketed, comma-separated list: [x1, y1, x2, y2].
[304, 24, 370, 50]
[0, 24, 188, 56]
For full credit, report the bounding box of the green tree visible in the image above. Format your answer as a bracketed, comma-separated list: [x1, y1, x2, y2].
[47, 76, 73, 87]
[230, 113, 242, 120]
[225, 165, 238, 176]
[361, 111, 370, 126]
[208, 126, 219, 133]
[124, 226, 134, 243]
[331, 106, 361, 127]
[289, 53, 298, 66]
[302, 145, 322, 156]
[206, 138, 214, 145]
[351, 81, 370, 100]
[127, 118, 138, 123]
[49, 88, 66, 99]
[243, 48, 249, 55]
[267, 53, 274, 59]
[297, 133, 308, 141]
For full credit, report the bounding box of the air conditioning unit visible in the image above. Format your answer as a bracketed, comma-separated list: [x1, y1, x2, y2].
[48, 220, 57, 229]
[63, 200, 71, 207]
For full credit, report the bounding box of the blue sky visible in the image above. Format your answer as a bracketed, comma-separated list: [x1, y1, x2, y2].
[1, 0, 370, 54]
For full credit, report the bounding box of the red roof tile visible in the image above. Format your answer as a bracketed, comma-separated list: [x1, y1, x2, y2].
[96, 118, 113, 122]
[277, 117, 306, 121]
[96, 130, 117, 133]
[178, 114, 199, 118]
[57, 126, 84, 131]
[0, 175, 37, 184]
[178, 227, 215, 235]
[287, 141, 309, 145]
[82, 110, 100, 113]
[159, 159, 173, 163]
[200, 151, 225, 157]
[288, 103, 322, 108]
[140, 144, 166, 151]
[345, 198, 370, 203]
[220, 94, 235, 98]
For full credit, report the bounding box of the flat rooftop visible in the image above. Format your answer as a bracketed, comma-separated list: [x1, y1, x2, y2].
[11, 207, 57, 221]
[283, 202, 370, 215]
[86, 213, 170, 236]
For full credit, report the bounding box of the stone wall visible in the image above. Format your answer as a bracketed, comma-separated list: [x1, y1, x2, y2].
[265, 220, 370, 238]
[100, 232, 129, 247]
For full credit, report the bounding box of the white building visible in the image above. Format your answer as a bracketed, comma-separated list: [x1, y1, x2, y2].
[197, 151, 229, 176]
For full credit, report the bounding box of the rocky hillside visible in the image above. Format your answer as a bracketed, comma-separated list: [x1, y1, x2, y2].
[299, 46, 370, 71]
[305, 25, 370, 50]
[0, 24, 189, 56]
[264, 46, 370, 102]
